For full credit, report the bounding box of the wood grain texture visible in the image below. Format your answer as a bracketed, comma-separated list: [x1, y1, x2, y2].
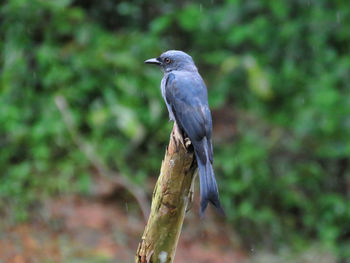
[136, 125, 197, 263]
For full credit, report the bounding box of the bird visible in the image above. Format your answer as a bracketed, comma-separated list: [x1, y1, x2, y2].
[145, 50, 224, 217]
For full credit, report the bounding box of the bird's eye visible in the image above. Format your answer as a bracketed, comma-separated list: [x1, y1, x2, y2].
[165, 58, 171, 64]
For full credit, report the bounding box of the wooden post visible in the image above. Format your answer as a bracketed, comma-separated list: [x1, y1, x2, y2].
[136, 125, 197, 263]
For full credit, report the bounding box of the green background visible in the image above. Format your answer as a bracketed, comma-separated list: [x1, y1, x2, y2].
[1, 0, 350, 261]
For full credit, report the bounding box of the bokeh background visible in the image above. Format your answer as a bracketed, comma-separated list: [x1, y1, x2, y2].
[1, 0, 350, 262]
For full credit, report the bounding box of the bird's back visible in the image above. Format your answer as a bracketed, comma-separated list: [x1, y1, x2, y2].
[166, 70, 209, 107]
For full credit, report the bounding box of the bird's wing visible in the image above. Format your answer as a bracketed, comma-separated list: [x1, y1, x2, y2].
[165, 72, 210, 163]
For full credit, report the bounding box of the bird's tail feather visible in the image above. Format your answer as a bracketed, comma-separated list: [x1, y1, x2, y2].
[195, 141, 224, 217]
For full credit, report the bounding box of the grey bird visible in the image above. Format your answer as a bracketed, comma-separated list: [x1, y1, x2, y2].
[145, 50, 224, 217]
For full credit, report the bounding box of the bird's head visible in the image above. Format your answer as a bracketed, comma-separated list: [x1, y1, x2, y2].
[145, 50, 197, 73]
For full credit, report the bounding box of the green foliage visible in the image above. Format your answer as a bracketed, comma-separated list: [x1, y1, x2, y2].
[1, 0, 350, 259]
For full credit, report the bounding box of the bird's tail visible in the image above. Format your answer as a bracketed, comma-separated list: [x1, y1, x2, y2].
[194, 139, 224, 217]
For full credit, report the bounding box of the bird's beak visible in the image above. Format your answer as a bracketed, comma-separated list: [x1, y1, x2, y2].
[144, 58, 161, 65]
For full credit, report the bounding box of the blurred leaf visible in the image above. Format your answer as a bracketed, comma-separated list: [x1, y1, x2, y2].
[243, 55, 273, 100]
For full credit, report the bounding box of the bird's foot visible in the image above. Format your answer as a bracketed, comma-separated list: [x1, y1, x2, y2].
[186, 169, 197, 213]
[184, 137, 192, 148]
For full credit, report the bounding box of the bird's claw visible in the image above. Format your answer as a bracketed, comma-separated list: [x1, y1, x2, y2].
[186, 169, 197, 212]
[186, 189, 194, 212]
[184, 137, 191, 148]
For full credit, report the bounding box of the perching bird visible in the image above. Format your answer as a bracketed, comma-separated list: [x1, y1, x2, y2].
[145, 50, 224, 217]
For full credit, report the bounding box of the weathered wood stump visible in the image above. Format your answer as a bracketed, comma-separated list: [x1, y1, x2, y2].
[136, 125, 197, 263]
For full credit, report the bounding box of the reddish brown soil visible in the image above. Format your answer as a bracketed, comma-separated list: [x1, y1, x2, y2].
[0, 179, 246, 263]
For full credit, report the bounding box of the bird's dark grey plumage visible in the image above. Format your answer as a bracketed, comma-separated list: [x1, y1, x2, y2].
[145, 50, 224, 217]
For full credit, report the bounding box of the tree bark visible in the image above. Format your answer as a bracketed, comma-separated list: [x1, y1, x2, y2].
[136, 124, 197, 263]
